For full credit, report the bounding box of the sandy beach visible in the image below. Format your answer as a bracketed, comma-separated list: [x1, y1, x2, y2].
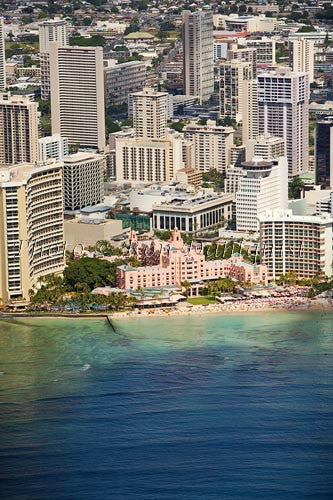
[111, 296, 333, 320]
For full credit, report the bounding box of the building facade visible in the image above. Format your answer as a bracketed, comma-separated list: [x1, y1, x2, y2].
[152, 192, 234, 234]
[132, 88, 168, 139]
[63, 152, 105, 211]
[0, 18, 6, 91]
[0, 94, 39, 166]
[38, 134, 69, 162]
[115, 135, 184, 183]
[50, 45, 105, 150]
[259, 210, 333, 280]
[104, 60, 146, 107]
[39, 18, 69, 100]
[315, 118, 333, 189]
[219, 59, 253, 123]
[289, 37, 315, 84]
[0, 161, 65, 304]
[236, 157, 288, 232]
[257, 68, 309, 176]
[117, 229, 267, 289]
[183, 120, 234, 173]
[182, 10, 214, 103]
[246, 134, 286, 162]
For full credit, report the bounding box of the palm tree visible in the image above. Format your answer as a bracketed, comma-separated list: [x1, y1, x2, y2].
[181, 280, 191, 298]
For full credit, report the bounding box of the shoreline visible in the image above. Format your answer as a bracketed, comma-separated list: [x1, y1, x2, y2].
[0, 298, 332, 322]
[111, 296, 333, 320]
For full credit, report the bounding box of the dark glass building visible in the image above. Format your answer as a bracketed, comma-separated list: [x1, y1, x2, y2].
[315, 118, 333, 188]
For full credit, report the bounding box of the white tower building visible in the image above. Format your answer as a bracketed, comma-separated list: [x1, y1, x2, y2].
[236, 157, 288, 232]
[182, 10, 214, 104]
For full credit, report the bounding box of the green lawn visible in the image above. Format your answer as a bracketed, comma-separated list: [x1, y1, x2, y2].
[187, 296, 216, 305]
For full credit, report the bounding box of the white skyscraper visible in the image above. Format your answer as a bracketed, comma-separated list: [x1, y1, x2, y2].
[0, 18, 5, 91]
[257, 68, 309, 176]
[289, 36, 315, 84]
[38, 17, 68, 52]
[236, 157, 288, 232]
[39, 18, 69, 100]
[132, 88, 168, 139]
[50, 44, 106, 150]
[182, 10, 214, 104]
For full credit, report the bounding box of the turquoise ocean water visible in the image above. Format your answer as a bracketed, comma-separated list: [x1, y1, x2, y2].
[0, 311, 333, 499]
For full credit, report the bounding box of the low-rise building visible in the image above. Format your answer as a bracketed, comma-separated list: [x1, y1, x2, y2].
[117, 228, 267, 289]
[64, 218, 127, 252]
[152, 191, 234, 233]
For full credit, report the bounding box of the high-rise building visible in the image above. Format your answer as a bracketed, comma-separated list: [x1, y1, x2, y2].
[183, 120, 234, 173]
[182, 10, 214, 104]
[38, 134, 69, 162]
[243, 37, 276, 67]
[104, 60, 146, 107]
[0, 161, 65, 305]
[259, 209, 333, 280]
[39, 18, 69, 100]
[246, 134, 286, 162]
[289, 36, 315, 84]
[0, 18, 6, 91]
[50, 45, 105, 150]
[242, 79, 258, 145]
[257, 68, 309, 176]
[0, 93, 39, 166]
[63, 152, 105, 211]
[38, 17, 68, 52]
[219, 59, 253, 123]
[227, 45, 257, 77]
[115, 135, 184, 184]
[315, 118, 333, 189]
[236, 157, 288, 232]
[132, 88, 168, 139]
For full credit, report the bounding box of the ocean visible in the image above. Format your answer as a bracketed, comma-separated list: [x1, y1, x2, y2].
[0, 311, 333, 499]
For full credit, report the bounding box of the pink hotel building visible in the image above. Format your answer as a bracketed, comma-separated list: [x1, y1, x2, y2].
[117, 229, 268, 291]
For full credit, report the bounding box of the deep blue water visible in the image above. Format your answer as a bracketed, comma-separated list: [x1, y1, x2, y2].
[0, 311, 333, 499]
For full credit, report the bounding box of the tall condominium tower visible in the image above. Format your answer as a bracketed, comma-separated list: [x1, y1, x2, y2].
[219, 59, 253, 123]
[50, 44, 105, 150]
[0, 18, 5, 91]
[39, 18, 69, 100]
[0, 94, 39, 165]
[182, 10, 214, 104]
[38, 17, 68, 52]
[0, 161, 65, 305]
[257, 68, 309, 176]
[132, 88, 168, 139]
[315, 118, 333, 189]
[289, 36, 315, 83]
[242, 79, 258, 145]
